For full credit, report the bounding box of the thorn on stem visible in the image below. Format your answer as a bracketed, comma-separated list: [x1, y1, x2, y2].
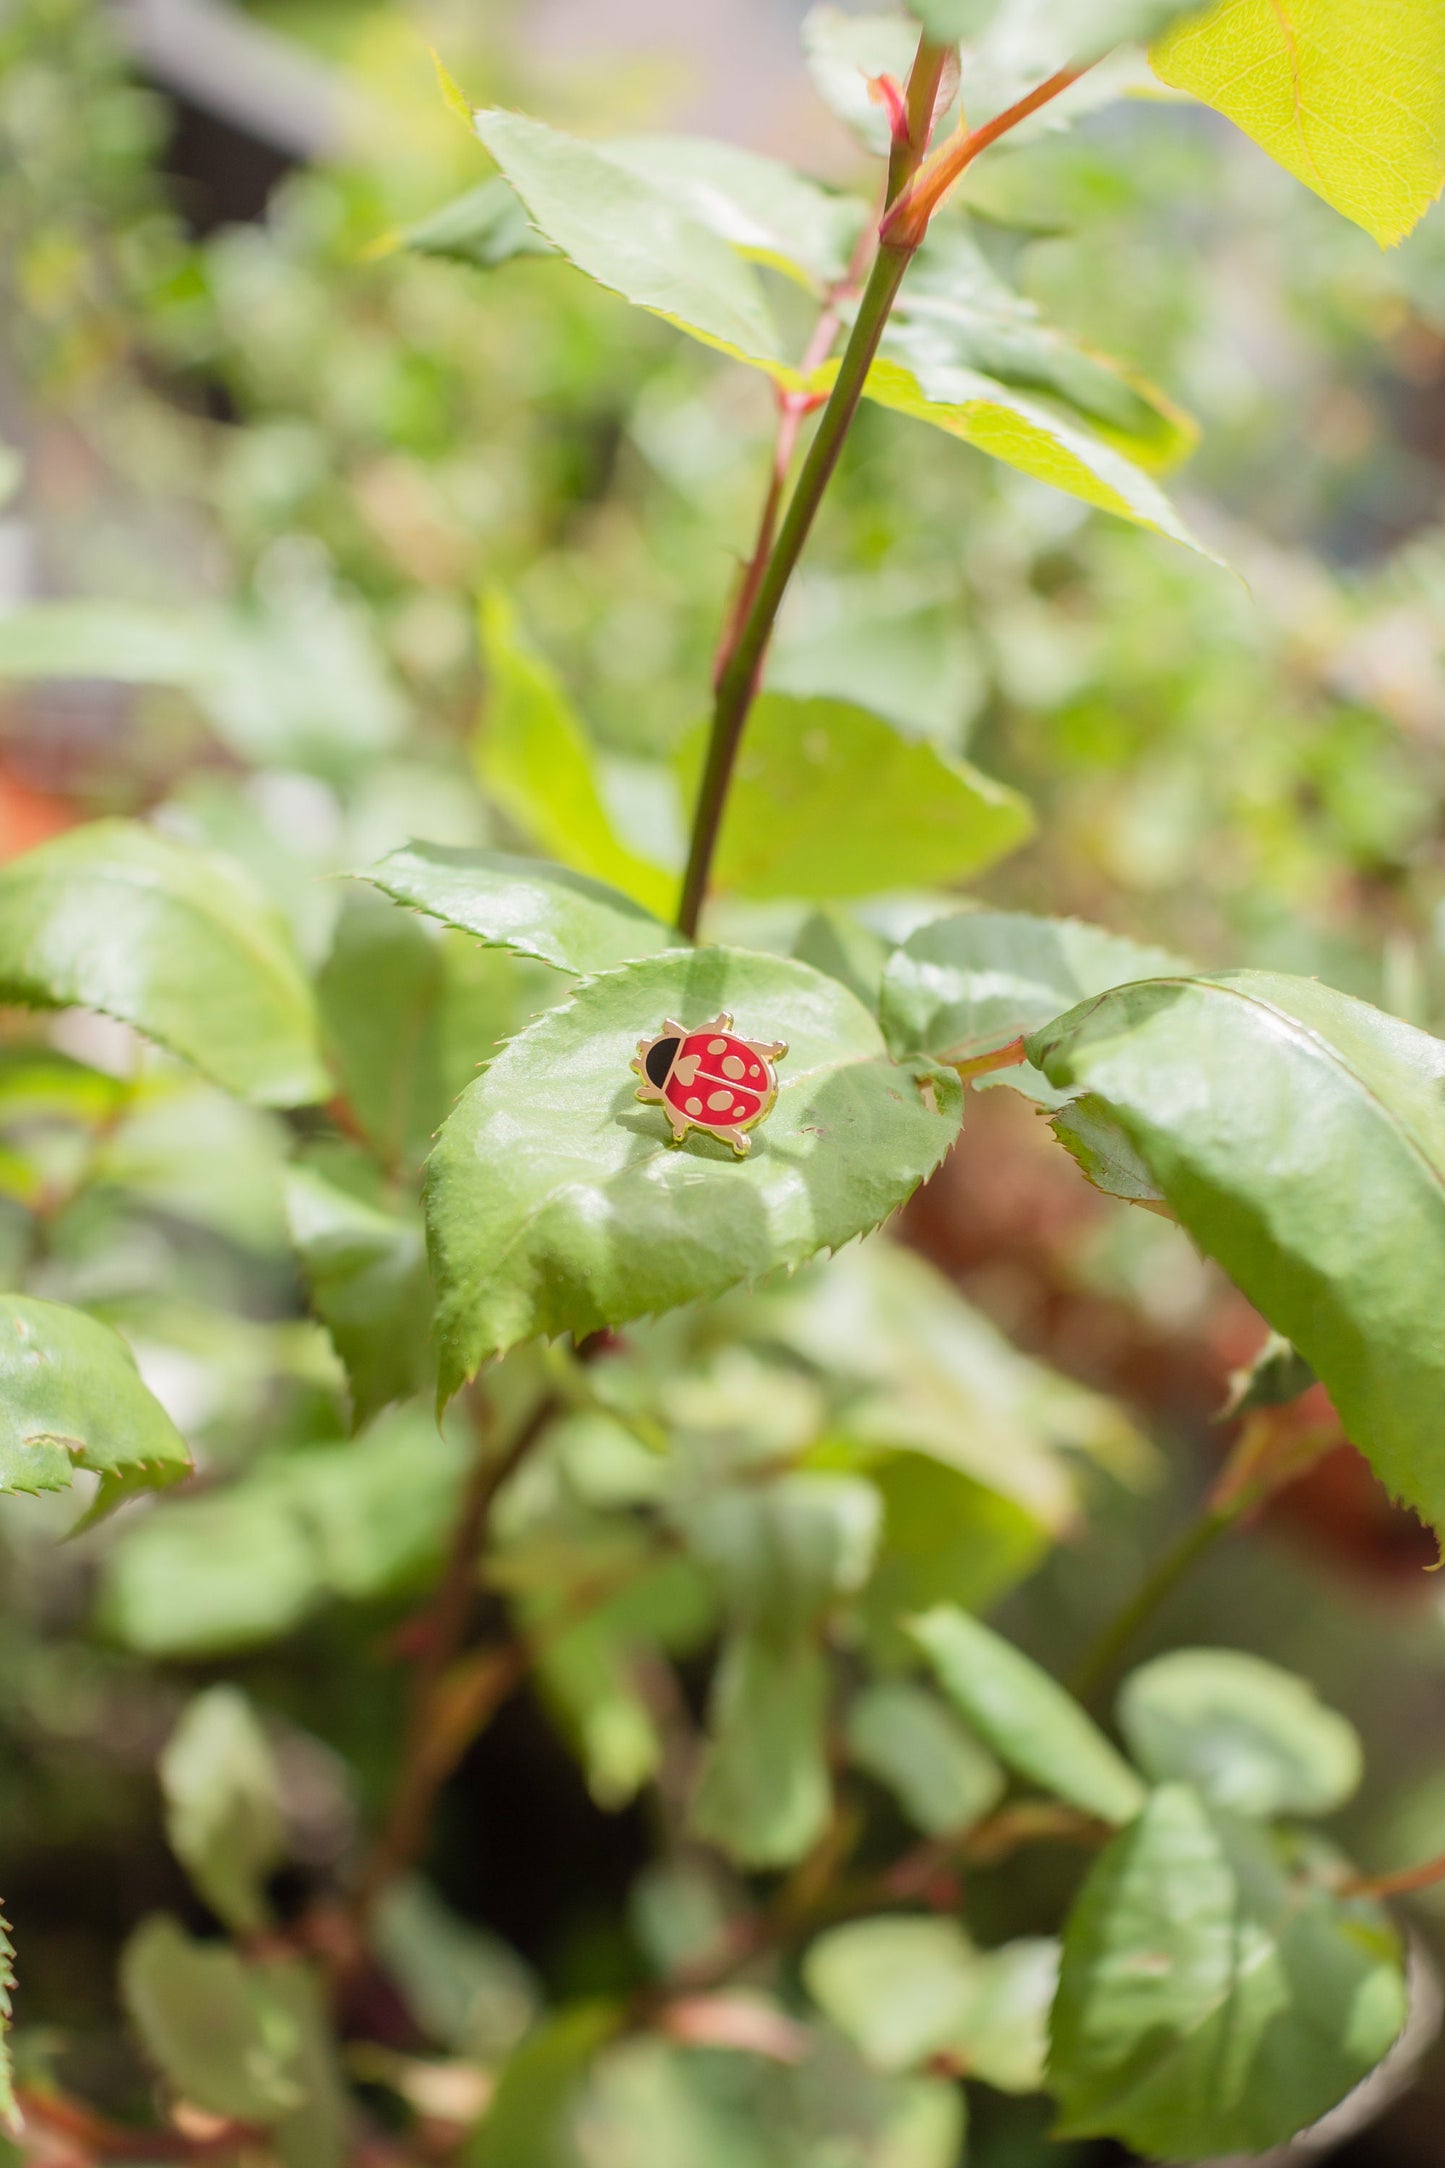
[867, 71, 911, 146]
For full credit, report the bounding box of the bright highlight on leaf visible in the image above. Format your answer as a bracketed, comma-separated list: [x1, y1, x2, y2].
[1050, 1785, 1408, 2158]
[1152, 0, 1445, 246]
[361, 842, 678, 974]
[0, 1294, 191, 1524]
[1117, 1647, 1364, 1818]
[1028, 970, 1445, 1537]
[0, 821, 329, 1107]
[425, 949, 963, 1395]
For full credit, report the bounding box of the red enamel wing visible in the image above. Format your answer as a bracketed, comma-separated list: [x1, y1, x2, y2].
[631, 1012, 787, 1158]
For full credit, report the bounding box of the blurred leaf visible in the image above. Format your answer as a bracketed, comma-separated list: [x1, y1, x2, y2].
[691, 1631, 832, 1869]
[0, 822, 328, 1107]
[474, 595, 674, 919]
[1153, 0, 1445, 246]
[121, 1916, 302, 2123]
[285, 1157, 433, 1424]
[1027, 972, 1445, 1536]
[1050, 1093, 1169, 1210]
[605, 136, 867, 291]
[965, 0, 1211, 125]
[98, 1077, 291, 1253]
[467, 2002, 619, 2168]
[681, 1471, 881, 1640]
[426, 950, 962, 1394]
[857, 1455, 1048, 1666]
[0, 600, 217, 683]
[911, 1606, 1146, 1822]
[675, 694, 1034, 901]
[885, 224, 1196, 471]
[472, 111, 790, 373]
[805, 1918, 979, 2072]
[400, 174, 554, 267]
[0, 1294, 190, 1522]
[790, 907, 894, 1011]
[853, 355, 1214, 552]
[318, 889, 537, 1173]
[0, 1913, 15, 2138]
[845, 1678, 1006, 1835]
[951, 1936, 1060, 2092]
[1222, 1331, 1317, 1418]
[361, 843, 678, 973]
[101, 1408, 467, 1654]
[881, 907, 1188, 1103]
[160, 1687, 285, 1934]
[1117, 1648, 1364, 1818]
[373, 1880, 536, 2061]
[263, 1961, 349, 2168]
[804, 10, 943, 156]
[1050, 1785, 1408, 2157]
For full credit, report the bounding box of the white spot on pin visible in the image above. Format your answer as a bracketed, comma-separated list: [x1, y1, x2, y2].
[685, 1096, 703, 1116]
[707, 1038, 728, 1055]
[722, 1054, 745, 1079]
[707, 1089, 733, 1112]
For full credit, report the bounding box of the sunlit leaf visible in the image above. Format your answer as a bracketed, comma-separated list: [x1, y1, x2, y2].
[845, 1678, 1006, 1835]
[373, 1880, 536, 2061]
[691, 1631, 832, 1868]
[1152, 0, 1445, 247]
[885, 224, 1197, 471]
[1117, 1648, 1364, 1818]
[1049, 1093, 1170, 1210]
[399, 174, 554, 268]
[473, 594, 675, 919]
[121, 1916, 302, 2123]
[911, 1605, 1146, 1823]
[881, 908, 1188, 1102]
[472, 109, 791, 373]
[426, 950, 962, 1393]
[285, 1156, 433, 1424]
[361, 842, 677, 973]
[467, 2003, 620, 2168]
[0, 822, 328, 1107]
[804, 10, 948, 156]
[1050, 1785, 1408, 2157]
[607, 136, 867, 292]
[675, 694, 1034, 903]
[1028, 971, 1445, 1535]
[681, 1471, 882, 1640]
[160, 1688, 286, 1934]
[0, 1294, 191, 1522]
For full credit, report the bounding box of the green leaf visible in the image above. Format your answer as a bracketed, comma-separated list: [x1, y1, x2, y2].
[854, 354, 1215, 552]
[0, 1912, 16, 2137]
[845, 1679, 1006, 1836]
[0, 821, 328, 1107]
[263, 1962, 349, 2168]
[474, 595, 674, 919]
[319, 888, 542, 1173]
[804, 10, 943, 156]
[1049, 1094, 1170, 1211]
[0, 1294, 191, 1522]
[885, 224, 1196, 471]
[911, 1605, 1146, 1823]
[399, 174, 554, 268]
[1026, 971, 1445, 1536]
[472, 110, 790, 372]
[882, 908, 1188, 1102]
[1050, 1785, 1408, 2157]
[805, 1918, 981, 2072]
[949, 1936, 1060, 2093]
[1117, 1649, 1364, 1819]
[121, 1916, 303, 2124]
[675, 695, 1034, 902]
[467, 2003, 620, 2168]
[605, 136, 868, 292]
[160, 1688, 286, 1934]
[0, 600, 217, 685]
[373, 1880, 536, 2061]
[691, 1631, 833, 1869]
[284, 1158, 433, 1424]
[360, 842, 677, 974]
[1223, 1330, 1317, 1417]
[427, 949, 962, 1392]
[859, 1456, 1048, 1665]
[681, 1471, 881, 1640]
[1152, 0, 1445, 247]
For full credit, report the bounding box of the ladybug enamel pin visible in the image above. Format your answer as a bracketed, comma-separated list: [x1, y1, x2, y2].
[632, 1012, 787, 1158]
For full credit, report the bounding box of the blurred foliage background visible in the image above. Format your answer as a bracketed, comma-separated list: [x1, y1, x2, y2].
[3, 1, 1445, 2162]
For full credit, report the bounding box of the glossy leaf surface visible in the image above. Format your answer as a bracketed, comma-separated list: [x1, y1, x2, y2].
[361, 842, 678, 974]
[0, 822, 328, 1106]
[882, 908, 1187, 1102]
[676, 694, 1034, 902]
[1028, 971, 1445, 1535]
[426, 950, 962, 1393]
[1117, 1648, 1363, 1818]
[911, 1605, 1146, 1823]
[1050, 1785, 1408, 2157]
[0, 1294, 191, 1520]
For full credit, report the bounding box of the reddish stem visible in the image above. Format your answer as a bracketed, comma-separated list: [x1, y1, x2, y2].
[1341, 1851, 1445, 1904]
[882, 63, 1088, 249]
